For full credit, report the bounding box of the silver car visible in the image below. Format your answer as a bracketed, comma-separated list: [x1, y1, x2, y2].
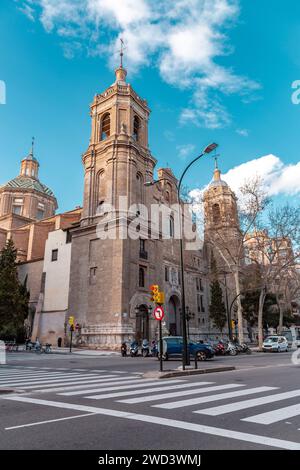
[263, 335, 289, 352]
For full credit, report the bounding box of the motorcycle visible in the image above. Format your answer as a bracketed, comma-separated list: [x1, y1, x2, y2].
[151, 341, 158, 357]
[141, 339, 150, 357]
[130, 340, 139, 357]
[121, 342, 127, 357]
[239, 343, 252, 354]
[225, 341, 238, 356]
[214, 341, 226, 356]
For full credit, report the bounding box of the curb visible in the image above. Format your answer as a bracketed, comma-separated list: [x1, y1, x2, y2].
[0, 388, 19, 395]
[143, 366, 236, 379]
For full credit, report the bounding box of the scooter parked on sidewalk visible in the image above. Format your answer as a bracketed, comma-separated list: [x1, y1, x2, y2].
[141, 339, 150, 357]
[225, 341, 238, 356]
[130, 340, 139, 357]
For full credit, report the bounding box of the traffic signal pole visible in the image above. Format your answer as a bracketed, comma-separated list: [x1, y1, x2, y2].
[69, 326, 73, 353]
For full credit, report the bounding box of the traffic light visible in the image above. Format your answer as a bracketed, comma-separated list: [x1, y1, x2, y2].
[231, 320, 236, 329]
[68, 316, 75, 326]
[150, 285, 160, 303]
[157, 292, 165, 305]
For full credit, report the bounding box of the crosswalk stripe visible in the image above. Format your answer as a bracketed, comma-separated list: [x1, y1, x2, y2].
[0, 371, 75, 378]
[61, 380, 184, 397]
[118, 383, 244, 404]
[5, 396, 300, 450]
[155, 386, 278, 409]
[0, 374, 117, 387]
[0, 372, 98, 382]
[197, 389, 300, 416]
[85, 381, 214, 400]
[243, 403, 300, 424]
[25, 377, 145, 393]
[10, 376, 141, 390]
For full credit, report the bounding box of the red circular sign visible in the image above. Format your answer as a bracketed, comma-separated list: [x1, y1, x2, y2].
[154, 306, 165, 321]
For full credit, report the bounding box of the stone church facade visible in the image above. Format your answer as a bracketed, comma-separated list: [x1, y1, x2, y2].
[68, 65, 212, 349]
[0, 64, 242, 349]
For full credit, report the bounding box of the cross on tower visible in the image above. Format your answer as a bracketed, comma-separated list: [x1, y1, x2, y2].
[119, 38, 126, 68]
[30, 136, 35, 157]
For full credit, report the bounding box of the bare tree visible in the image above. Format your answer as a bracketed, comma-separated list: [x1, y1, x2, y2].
[245, 204, 300, 348]
[204, 177, 268, 343]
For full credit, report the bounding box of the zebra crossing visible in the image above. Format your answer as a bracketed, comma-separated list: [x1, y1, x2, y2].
[2, 366, 300, 448]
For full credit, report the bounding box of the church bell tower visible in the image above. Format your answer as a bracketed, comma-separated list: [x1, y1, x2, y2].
[81, 50, 156, 224]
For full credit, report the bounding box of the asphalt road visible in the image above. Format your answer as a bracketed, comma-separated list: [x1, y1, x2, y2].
[1, 350, 300, 450]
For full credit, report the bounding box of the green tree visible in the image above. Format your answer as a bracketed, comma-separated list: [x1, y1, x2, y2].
[0, 240, 29, 340]
[209, 253, 227, 332]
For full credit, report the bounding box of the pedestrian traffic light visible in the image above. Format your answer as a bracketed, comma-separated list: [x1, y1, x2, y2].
[150, 285, 160, 303]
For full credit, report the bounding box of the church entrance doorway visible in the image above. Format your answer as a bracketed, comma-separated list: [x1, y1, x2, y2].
[135, 305, 149, 343]
[168, 296, 181, 336]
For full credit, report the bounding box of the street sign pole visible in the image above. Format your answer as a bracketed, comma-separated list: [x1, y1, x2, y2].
[70, 326, 73, 353]
[159, 320, 163, 373]
[154, 306, 165, 373]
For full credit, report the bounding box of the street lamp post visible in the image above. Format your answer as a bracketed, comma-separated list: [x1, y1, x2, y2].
[145, 142, 218, 369]
[219, 270, 232, 340]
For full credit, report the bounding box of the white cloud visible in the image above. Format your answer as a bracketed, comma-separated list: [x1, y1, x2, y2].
[236, 128, 249, 137]
[176, 143, 196, 160]
[219, 154, 300, 197]
[19, 0, 260, 129]
[189, 154, 300, 224]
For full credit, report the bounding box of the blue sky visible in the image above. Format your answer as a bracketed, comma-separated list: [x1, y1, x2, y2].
[1, 0, 300, 212]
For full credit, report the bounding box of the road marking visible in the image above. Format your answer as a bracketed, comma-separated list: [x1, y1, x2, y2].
[0, 372, 95, 382]
[59, 377, 184, 398]
[4, 396, 300, 450]
[155, 387, 278, 409]
[24, 378, 146, 394]
[243, 404, 300, 425]
[11, 376, 141, 390]
[0, 374, 118, 387]
[85, 381, 213, 400]
[118, 384, 244, 404]
[0, 371, 77, 378]
[5, 413, 97, 430]
[197, 389, 300, 416]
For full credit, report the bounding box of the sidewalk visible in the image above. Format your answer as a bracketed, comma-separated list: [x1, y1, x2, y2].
[51, 347, 119, 356]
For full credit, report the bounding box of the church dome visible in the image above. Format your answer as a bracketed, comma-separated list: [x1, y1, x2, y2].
[0, 175, 55, 197]
[207, 166, 228, 189]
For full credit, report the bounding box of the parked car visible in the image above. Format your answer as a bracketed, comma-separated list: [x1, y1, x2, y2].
[262, 335, 289, 353]
[296, 335, 300, 348]
[158, 336, 215, 361]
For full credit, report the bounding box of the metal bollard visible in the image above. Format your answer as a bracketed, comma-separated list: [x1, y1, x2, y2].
[194, 355, 198, 370]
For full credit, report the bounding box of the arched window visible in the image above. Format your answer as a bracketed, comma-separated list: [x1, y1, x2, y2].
[212, 203, 221, 223]
[133, 115, 140, 141]
[100, 113, 110, 141]
[136, 172, 144, 203]
[170, 215, 175, 238]
[139, 266, 145, 288]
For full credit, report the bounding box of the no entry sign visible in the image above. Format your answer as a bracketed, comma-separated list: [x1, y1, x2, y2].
[154, 306, 165, 321]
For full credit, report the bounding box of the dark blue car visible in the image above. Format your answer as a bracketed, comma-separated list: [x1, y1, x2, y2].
[158, 336, 214, 361]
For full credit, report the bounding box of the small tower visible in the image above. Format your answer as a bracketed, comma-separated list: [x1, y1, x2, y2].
[20, 137, 39, 179]
[0, 140, 58, 221]
[203, 158, 240, 235]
